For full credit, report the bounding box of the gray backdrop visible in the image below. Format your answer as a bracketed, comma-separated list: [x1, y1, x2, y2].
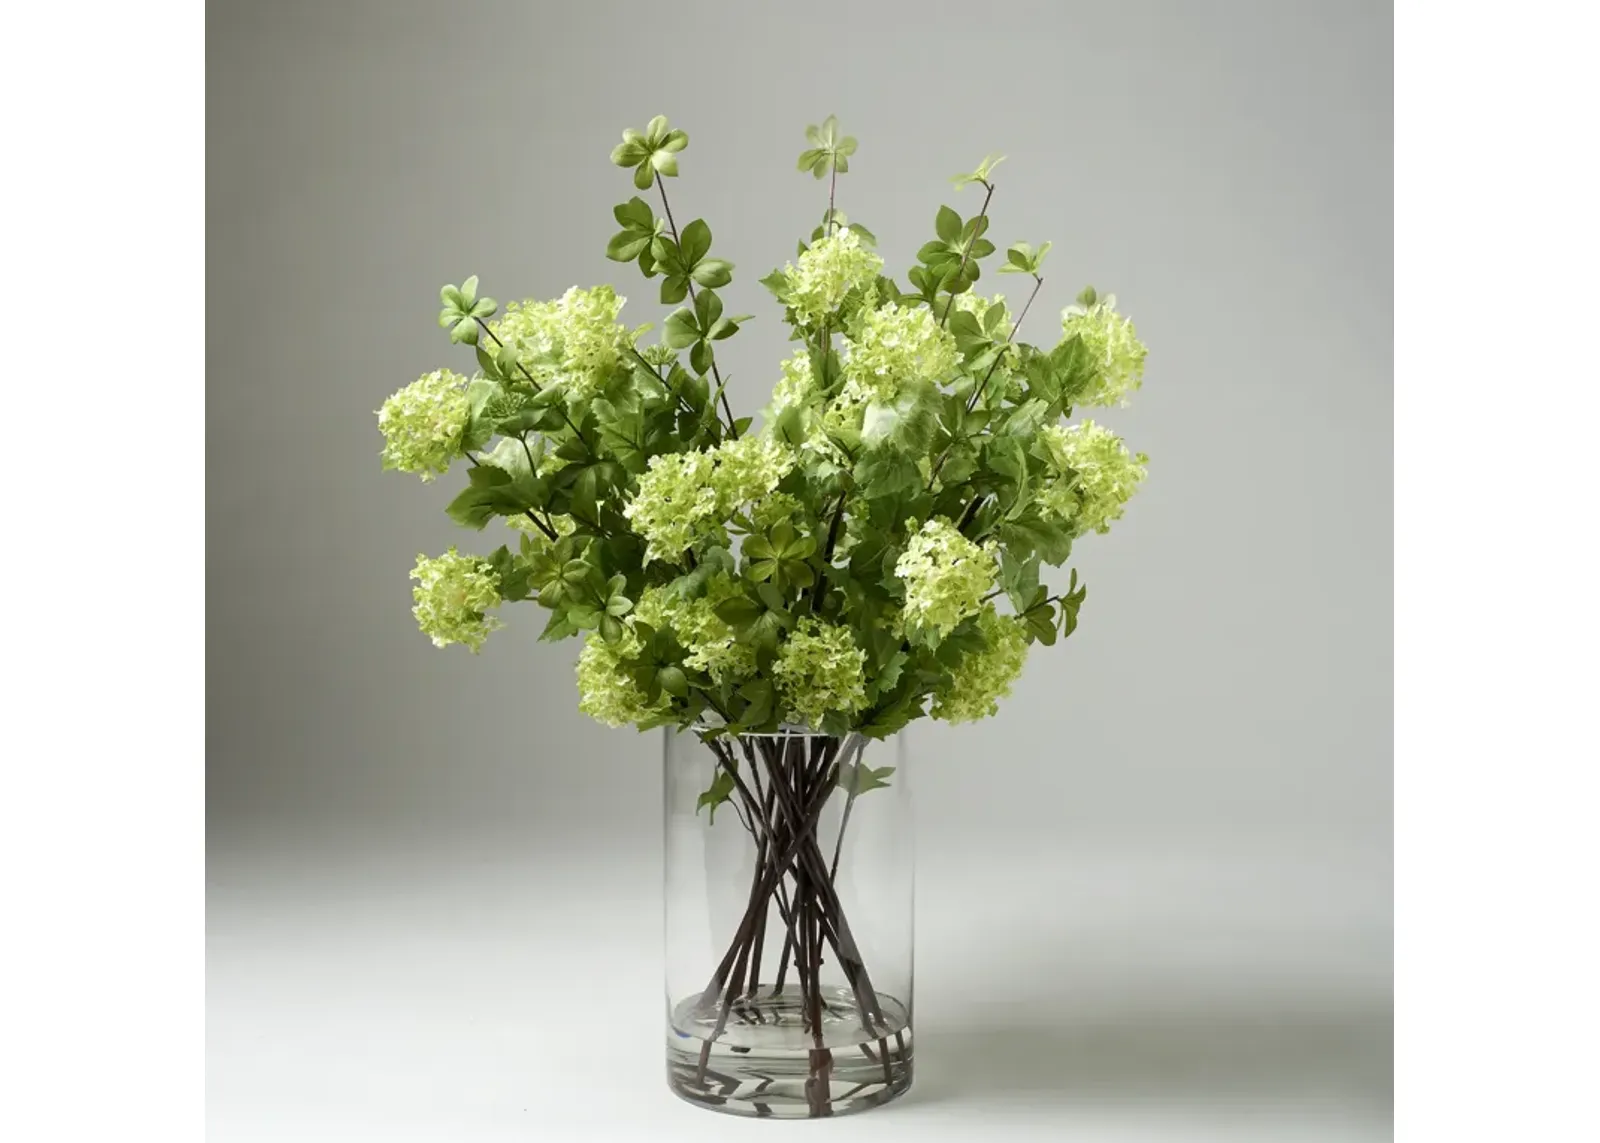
[208, 1, 1392, 1139]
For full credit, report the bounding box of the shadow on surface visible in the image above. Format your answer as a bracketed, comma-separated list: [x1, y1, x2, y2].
[907, 997, 1392, 1113]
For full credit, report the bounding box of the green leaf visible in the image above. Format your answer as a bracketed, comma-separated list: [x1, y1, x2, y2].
[952, 153, 1006, 189]
[758, 269, 792, 301]
[838, 762, 895, 795]
[694, 289, 722, 327]
[935, 205, 962, 245]
[691, 259, 733, 288]
[689, 340, 714, 376]
[738, 679, 774, 727]
[632, 162, 654, 190]
[663, 308, 701, 349]
[680, 219, 712, 266]
[607, 231, 652, 262]
[610, 139, 648, 167]
[696, 768, 736, 824]
[614, 197, 654, 228]
[997, 514, 1075, 566]
[714, 595, 765, 629]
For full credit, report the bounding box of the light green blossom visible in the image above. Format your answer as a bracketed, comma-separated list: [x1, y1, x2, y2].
[625, 439, 796, 564]
[377, 369, 471, 482]
[634, 574, 755, 685]
[491, 285, 630, 401]
[709, 436, 795, 508]
[1038, 420, 1149, 535]
[771, 349, 819, 411]
[749, 491, 808, 534]
[773, 617, 868, 727]
[410, 548, 502, 652]
[575, 630, 663, 727]
[931, 605, 1029, 724]
[782, 230, 883, 322]
[843, 303, 960, 401]
[623, 450, 721, 564]
[894, 518, 998, 640]
[1061, 295, 1146, 407]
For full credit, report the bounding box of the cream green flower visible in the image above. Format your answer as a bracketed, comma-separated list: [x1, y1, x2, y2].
[490, 285, 630, 401]
[575, 630, 663, 727]
[894, 518, 997, 640]
[771, 349, 819, 411]
[781, 230, 883, 322]
[748, 491, 808, 534]
[843, 303, 960, 401]
[623, 450, 721, 564]
[931, 605, 1029, 724]
[1038, 420, 1148, 535]
[1061, 295, 1147, 407]
[377, 369, 471, 482]
[633, 573, 755, 685]
[410, 548, 503, 652]
[773, 617, 869, 727]
[624, 439, 800, 564]
[708, 436, 795, 509]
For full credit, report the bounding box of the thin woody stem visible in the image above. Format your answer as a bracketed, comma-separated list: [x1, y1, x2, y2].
[938, 180, 995, 328]
[653, 171, 739, 435]
[926, 272, 1046, 491]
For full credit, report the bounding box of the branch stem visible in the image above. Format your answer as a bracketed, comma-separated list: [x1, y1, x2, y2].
[654, 172, 739, 434]
[938, 180, 996, 328]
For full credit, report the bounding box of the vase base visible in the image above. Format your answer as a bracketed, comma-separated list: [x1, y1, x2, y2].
[666, 986, 913, 1119]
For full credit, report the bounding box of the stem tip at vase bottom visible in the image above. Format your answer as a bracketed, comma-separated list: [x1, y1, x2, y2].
[667, 986, 913, 1118]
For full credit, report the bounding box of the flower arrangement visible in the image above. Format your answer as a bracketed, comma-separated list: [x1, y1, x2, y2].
[379, 114, 1150, 1117]
[379, 116, 1148, 740]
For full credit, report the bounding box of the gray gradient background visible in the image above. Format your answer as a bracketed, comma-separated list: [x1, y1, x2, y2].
[207, 1, 1392, 1139]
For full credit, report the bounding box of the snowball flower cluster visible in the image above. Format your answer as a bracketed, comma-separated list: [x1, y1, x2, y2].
[410, 548, 503, 652]
[633, 574, 756, 685]
[1061, 295, 1147, 408]
[781, 230, 883, 322]
[773, 617, 869, 727]
[843, 303, 960, 401]
[378, 369, 471, 481]
[894, 518, 998, 640]
[1038, 420, 1149, 535]
[491, 285, 631, 401]
[576, 630, 663, 727]
[626, 438, 795, 563]
[931, 605, 1029, 724]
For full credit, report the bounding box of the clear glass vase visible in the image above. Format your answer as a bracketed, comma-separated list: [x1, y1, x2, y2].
[663, 726, 913, 1118]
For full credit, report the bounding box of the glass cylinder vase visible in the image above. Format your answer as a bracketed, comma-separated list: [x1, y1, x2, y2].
[663, 726, 913, 1118]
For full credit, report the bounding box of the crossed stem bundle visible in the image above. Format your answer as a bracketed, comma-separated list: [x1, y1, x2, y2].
[689, 733, 905, 1108]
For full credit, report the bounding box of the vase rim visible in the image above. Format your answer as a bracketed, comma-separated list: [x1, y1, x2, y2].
[681, 720, 859, 739]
